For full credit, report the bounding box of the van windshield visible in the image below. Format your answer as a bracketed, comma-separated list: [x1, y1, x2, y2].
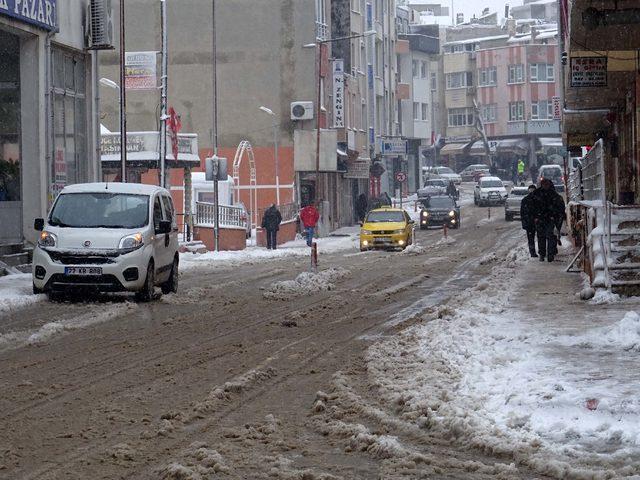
[49, 193, 149, 228]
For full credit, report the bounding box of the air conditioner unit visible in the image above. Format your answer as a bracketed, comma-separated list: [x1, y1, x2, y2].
[290, 101, 314, 121]
[86, 0, 115, 50]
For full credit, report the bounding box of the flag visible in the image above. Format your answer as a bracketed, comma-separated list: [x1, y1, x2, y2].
[168, 107, 182, 159]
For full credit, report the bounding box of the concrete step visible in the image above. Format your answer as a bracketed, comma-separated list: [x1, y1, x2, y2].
[0, 251, 30, 267]
[608, 263, 640, 270]
[609, 269, 640, 283]
[0, 243, 23, 256]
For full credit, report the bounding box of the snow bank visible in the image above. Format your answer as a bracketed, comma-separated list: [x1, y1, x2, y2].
[367, 247, 640, 478]
[0, 273, 43, 316]
[263, 268, 351, 300]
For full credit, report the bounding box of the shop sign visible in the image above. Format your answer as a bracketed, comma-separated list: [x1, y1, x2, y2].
[332, 59, 345, 128]
[380, 138, 407, 156]
[552, 96, 561, 120]
[100, 135, 145, 155]
[0, 0, 57, 31]
[527, 120, 560, 134]
[343, 158, 371, 179]
[567, 133, 595, 147]
[125, 51, 157, 90]
[570, 56, 607, 87]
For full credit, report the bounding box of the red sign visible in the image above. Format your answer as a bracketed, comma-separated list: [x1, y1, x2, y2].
[395, 171, 407, 183]
[168, 107, 182, 159]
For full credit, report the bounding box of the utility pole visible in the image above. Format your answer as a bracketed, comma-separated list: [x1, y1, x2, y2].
[159, 0, 168, 188]
[212, 0, 220, 251]
[119, 0, 127, 182]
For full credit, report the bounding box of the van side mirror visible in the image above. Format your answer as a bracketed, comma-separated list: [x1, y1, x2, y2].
[34, 218, 44, 231]
[158, 220, 171, 234]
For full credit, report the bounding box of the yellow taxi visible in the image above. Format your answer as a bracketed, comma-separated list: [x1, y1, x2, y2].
[360, 207, 415, 251]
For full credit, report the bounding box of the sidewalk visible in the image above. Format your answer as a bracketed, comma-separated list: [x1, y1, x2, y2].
[366, 241, 640, 478]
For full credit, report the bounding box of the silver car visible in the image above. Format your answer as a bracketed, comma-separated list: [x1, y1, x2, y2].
[504, 186, 531, 221]
[417, 179, 447, 199]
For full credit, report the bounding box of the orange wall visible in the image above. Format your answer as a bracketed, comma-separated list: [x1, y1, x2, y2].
[194, 226, 246, 251]
[256, 221, 297, 247]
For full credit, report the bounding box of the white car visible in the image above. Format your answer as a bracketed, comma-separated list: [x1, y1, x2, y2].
[425, 166, 462, 185]
[417, 179, 447, 199]
[32, 183, 179, 301]
[504, 186, 531, 221]
[474, 176, 508, 206]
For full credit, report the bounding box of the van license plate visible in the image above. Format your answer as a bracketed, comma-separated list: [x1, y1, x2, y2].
[64, 267, 102, 276]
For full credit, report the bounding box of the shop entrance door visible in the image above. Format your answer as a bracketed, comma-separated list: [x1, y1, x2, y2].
[0, 31, 22, 244]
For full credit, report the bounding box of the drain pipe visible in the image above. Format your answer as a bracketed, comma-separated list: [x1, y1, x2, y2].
[44, 31, 54, 212]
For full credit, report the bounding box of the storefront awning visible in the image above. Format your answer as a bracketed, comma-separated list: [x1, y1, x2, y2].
[496, 138, 529, 153]
[538, 137, 563, 148]
[101, 131, 201, 168]
[467, 140, 490, 156]
[440, 142, 469, 155]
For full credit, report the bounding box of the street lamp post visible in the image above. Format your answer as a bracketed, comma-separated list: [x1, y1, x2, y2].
[259, 106, 280, 205]
[304, 31, 375, 203]
[119, 0, 127, 182]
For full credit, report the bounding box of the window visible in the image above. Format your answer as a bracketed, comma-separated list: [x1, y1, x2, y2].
[450, 44, 464, 53]
[421, 103, 428, 121]
[412, 60, 419, 78]
[480, 103, 497, 123]
[530, 63, 554, 82]
[508, 101, 525, 121]
[508, 64, 524, 84]
[478, 67, 497, 86]
[161, 195, 175, 228]
[153, 196, 164, 231]
[447, 107, 474, 127]
[421, 61, 427, 78]
[531, 100, 553, 120]
[413, 102, 420, 120]
[446, 71, 473, 89]
[430, 72, 437, 91]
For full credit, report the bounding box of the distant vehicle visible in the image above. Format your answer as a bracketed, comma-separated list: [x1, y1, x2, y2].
[459, 164, 490, 182]
[504, 186, 531, 221]
[360, 208, 414, 251]
[32, 183, 179, 301]
[417, 179, 447, 198]
[538, 164, 565, 193]
[419, 195, 460, 229]
[473, 168, 491, 182]
[474, 176, 508, 206]
[424, 166, 462, 185]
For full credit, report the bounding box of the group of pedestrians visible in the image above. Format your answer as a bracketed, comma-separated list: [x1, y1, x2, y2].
[520, 178, 566, 262]
[260, 202, 321, 250]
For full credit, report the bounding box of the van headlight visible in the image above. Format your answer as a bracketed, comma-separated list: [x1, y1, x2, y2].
[38, 231, 57, 247]
[449, 211, 455, 217]
[119, 233, 144, 251]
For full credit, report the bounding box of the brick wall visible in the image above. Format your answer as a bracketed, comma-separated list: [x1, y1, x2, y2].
[193, 226, 246, 251]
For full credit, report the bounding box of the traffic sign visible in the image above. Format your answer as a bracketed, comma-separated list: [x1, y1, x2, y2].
[395, 171, 407, 183]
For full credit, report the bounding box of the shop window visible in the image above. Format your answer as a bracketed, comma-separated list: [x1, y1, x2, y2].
[0, 30, 21, 203]
[52, 48, 87, 195]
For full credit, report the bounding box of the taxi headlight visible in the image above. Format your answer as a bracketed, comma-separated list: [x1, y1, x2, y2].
[119, 233, 144, 251]
[38, 231, 57, 248]
[448, 211, 455, 217]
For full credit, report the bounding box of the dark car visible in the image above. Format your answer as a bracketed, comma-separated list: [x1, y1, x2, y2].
[419, 195, 460, 229]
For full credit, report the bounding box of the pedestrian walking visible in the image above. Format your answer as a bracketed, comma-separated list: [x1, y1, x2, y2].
[299, 203, 320, 247]
[379, 191, 392, 207]
[355, 193, 368, 223]
[517, 158, 526, 183]
[520, 184, 538, 257]
[531, 178, 565, 262]
[446, 180, 458, 199]
[261, 204, 282, 250]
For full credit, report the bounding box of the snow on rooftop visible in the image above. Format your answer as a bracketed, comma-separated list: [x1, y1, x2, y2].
[61, 182, 167, 195]
[443, 34, 509, 46]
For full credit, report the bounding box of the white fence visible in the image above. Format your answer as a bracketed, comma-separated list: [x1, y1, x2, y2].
[581, 139, 605, 202]
[195, 202, 247, 229]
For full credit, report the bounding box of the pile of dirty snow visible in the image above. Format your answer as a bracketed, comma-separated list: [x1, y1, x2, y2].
[0, 273, 43, 315]
[263, 268, 351, 300]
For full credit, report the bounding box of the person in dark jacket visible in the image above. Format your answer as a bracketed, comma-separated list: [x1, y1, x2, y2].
[355, 193, 368, 223]
[446, 180, 458, 199]
[520, 184, 538, 257]
[531, 178, 565, 262]
[379, 191, 392, 206]
[261, 204, 282, 250]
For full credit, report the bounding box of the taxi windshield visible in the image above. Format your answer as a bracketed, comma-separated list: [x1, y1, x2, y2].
[365, 211, 405, 223]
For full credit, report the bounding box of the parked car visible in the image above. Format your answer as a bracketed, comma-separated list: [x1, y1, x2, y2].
[473, 168, 491, 182]
[538, 164, 565, 193]
[504, 186, 531, 221]
[474, 176, 508, 206]
[459, 164, 490, 182]
[417, 179, 447, 199]
[419, 195, 460, 229]
[425, 166, 462, 185]
[360, 208, 414, 251]
[32, 183, 179, 301]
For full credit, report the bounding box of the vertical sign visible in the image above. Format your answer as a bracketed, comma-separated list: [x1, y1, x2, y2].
[125, 51, 158, 90]
[332, 59, 345, 128]
[552, 96, 561, 120]
[366, 2, 376, 153]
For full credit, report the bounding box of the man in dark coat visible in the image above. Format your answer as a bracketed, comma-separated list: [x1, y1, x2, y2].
[446, 180, 458, 199]
[261, 204, 282, 250]
[520, 184, 538, 257]
[531, 178, 565, 262]
[355, 193, 368, 223]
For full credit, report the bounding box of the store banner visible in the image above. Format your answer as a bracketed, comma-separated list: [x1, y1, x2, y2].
[125, 51, 157, 90]
[0, 0, 57, 31]
[570, 57, 607, 88]
[332, 59, 345, 129]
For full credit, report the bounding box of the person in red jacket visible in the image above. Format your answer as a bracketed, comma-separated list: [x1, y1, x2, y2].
[299, 203, 320, 247]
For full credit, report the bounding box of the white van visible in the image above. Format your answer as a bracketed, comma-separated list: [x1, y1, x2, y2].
[32, 183, 179, 301]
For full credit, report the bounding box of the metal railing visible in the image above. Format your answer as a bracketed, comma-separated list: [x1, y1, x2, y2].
[315, 21, 328, 40]
[257, 202, 299, 226]
[568, 167, 583, 203]
[581, 139, 605, 202]
[195, 202, 248, 229]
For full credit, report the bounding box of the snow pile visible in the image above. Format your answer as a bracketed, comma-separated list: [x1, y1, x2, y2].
[263, 267, 350, 300]
[400, 244, 426, 255]
[590, 288, 621, 305]
[0, 273, 44, 315]
[367, 247, 640, 478]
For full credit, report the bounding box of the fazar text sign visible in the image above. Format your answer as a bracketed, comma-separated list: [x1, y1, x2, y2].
[0, 0, 57, 31]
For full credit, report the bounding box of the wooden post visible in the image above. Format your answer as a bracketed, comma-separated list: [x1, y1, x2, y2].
[311, 242, 318, 273]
